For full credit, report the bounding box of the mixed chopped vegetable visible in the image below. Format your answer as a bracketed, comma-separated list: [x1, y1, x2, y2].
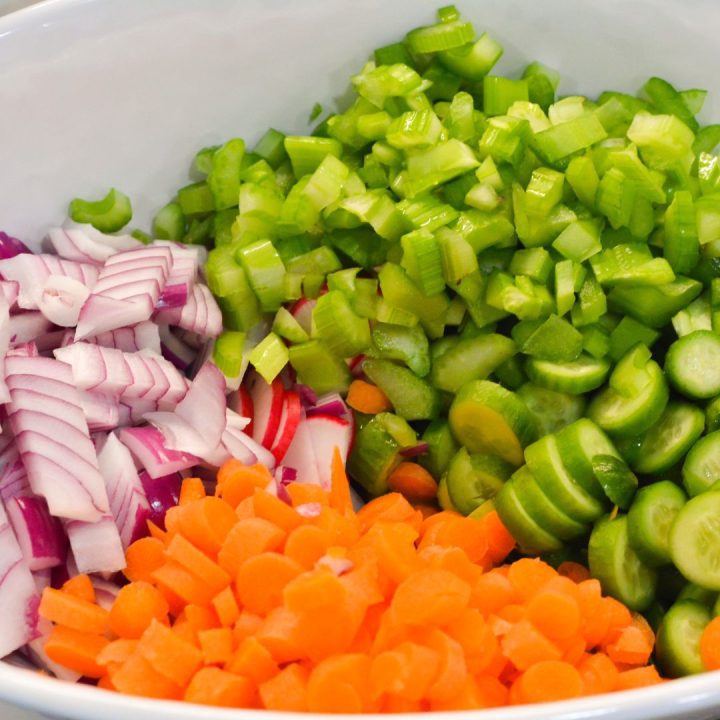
[2, 2, 720, 713]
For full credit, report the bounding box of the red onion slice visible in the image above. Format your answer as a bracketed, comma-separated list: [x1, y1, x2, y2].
[64, 514, 125, 574]
[154, 284, 222, 338]
[47, 228, 139, 265]
[119, 426, 198, 479]
[0, 281, 19, 308]
[0, 231, 32, 259]
[79, 391, 121, 432]
[85, 321, 162, 355]
[138, 469, 182, 530]
[0, 445, 31, 503]
[6, 495, 66, 571]
[158, 325, 195, 370]
[37, 276, 91, 327]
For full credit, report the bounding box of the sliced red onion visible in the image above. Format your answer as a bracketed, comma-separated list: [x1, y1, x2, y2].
[155, 283, 188, 310]
[0, 445, 31, 503]
[79, 390, 121, 432]
[399, 442, 430, 458]
[37, 275, 91, 327]
[154, 284, 222, 338]
[0, 231, 32, 259]
[0, 500, 40, 658]
[6, 495, 66, 571]
[9, 311, 53, 346]
[158, 325, 195, 370]
[0, 254, 98, 310]
[54, 342, 132, 395]
[5, 355, 111, 522]
[85, 320, 162, 355]
[155, 244, 200, 309]
[0, 294, 10, 404]
[119, 426, 198, 478]
[0, 281, 19, 308]
[47, 228, 139, 265]
[91, 576, 121, 611]
[64, 514, 125, 574]
[296, 383, 318, 408]
[138, 469, 182, 529]
[32, 568, 52, 594]
[279, 466, 298, 484]
[97, 433, 150, 548]
[305, 393, 348, 419]
[7, 342, 38, 358]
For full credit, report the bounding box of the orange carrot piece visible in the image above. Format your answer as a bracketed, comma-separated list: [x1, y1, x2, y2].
[146, 520, 168, 544]
[212, 587, 240, 628]
[558, 561, 591, 583]
[346, 378, 392, 414]
[516, 660, 584, 704]
[391, 568, 471, 626]
[578, 652, 619, 695]
[96, 639, 138, 670]
[44, 625, 108, 679]
[39, 587, 109, 635]
[313, 506, 361, 547]
[604, 596, 633, 633]
[366, 521, 422, 585]
[385, 641, 439, 702]
[151, 560, 215, 607]
[471, 570, 518, 614]
[217, 517, 285, 576]
[286, 482, 329, 507]
[446, 608, 499, 674]
[605, 624, 654, 666]
[419, 514, 489, 565]
[430, 676, 484, 711]
[109, 581, 169, 640]
[387, 462, 438, 503]
[576, 579, 612, 649]
[254, 607, 303, 664]
[283, 524, 331, 570]
[501, 619, 563, 670]
[526, 590, 582, 641]
[136, 619, 203, 687]
[701, 616, 720, 671]
[475, 511, 516, 565]
[179, 477, 206, 505]
[184, 667, 256, 707]
[96, 675, 115, 691]
[165, 533, 231, 594]
[112, 652, 182, 700]
[306, 653, 372, 714]
[419, 545, 483, 587]
[226, 636, 278, 683]
[217, 462, 272, 508]
[425, 628, 468, 703]
[506, 558, 557, 601]
[123, 536, 167, 583]
[198, 627, 234, 665]
[236, 552, 304, 615]
[259, 663, 308, 712]
[330, 447, 353, 514]
[175, 497, 238, 557]
[61, 575, 95, 604]
[616, 665, 664, 690]
[357, 492, 422, 532]
[185, 604, 219, 632]
[252, 490, 303, 532]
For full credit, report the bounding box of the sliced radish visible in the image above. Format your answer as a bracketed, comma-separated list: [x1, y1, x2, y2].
[305, 414, 352, 489]
[247, 371, 284, 449]
[289, 297, 316, 335]
[228, 385, 254, 438]
[281, 417, 319, 486]
[271, 390, 302, 463]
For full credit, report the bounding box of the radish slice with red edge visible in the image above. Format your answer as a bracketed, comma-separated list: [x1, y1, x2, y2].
[281, 417, 320, 486]
[247, 371, 285, 449]
[304, 414, 353, 490]
[228, 385, 254, 438]
[271, 390, 302, 462]
[289, 297, 316, 335]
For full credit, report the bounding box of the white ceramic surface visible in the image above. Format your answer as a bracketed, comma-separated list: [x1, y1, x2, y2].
[2, 0, 720, 718]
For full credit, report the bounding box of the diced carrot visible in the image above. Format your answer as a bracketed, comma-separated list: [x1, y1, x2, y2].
[366, 521, 422, 585]
[604, 596, 633, 633]
[313, 506, 361, 547]
[425, 628, 468, 703]
[471, 570, 518, 615]
[391, 568, 471, 626]
[578, 652, 619, 695]
[254, 607, 302, 664]
[165, 533, 231, 594]
[526, 590, 582, 641]
[259, 663, 308, 712]
[217, 517, 285, 576]
[212, 587, 240, 628]
[216, 461, 272, 508]
[184, 667, 256, 707]
[346, 378, 392, 414]
[233, 611, 263, 645]
[226, 636, 278, 683]
[306, 653, 372, 714]
[198, 627, 234, 665]
[179, 477, 206, 505]
[413, 502, 440, 519]
[61, 575, 95, 604]
[146, 520, 168, 544]
[616, 665, 664, 690]
[392, 641, 439, 702]
[497, 603, 526, 624]
[475, 511, 517, 565]
[283, 524, 331, 570]
[109, 582, 169, 639]
[506, 558, 557, 602]
[151, 560, 215, 607]
[387, 462, 438, 503]
[516, 660, 584, 703]
[112, 652, 182, 700]
[236, 552, 304, 615]
[235, 495, 256, 520]
[44, 625, 108, 679]
[446, 608, 499, 674]
[253, 490, 303, 532]
[576, 579, 612, 649]
[124, 537, 166, 583]
[136, 619, 203, 687]
[39, 588, 109, 635]
[286, 482, 329, 507]
[419, 545, 483, 587]
[558, 561, 591, 583]
[605, 624, 654, 666]
[330, 447, 354, 514]
[96, 675, 115, 691]
[701, 616, 720, 671]
[175, 497, 238, 558]
[357, 492, 422, 532]
[96, 639, 138, 671]
[420, 514, 490, 565]
[501, 619, 563, 670]
[430, 676, 483, 711]
[185, 604, 219, 632]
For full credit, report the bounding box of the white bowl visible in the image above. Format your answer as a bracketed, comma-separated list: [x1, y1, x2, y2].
[2, 0, 720, 718]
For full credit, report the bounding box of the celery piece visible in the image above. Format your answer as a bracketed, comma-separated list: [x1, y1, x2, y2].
[563, 155, 598, 210]
[696, 195, 720, 246]
[237, 239, 286, 311]
[400, 229, 445, 296]
[213, 331, 246, 378]
[436, 226, 479, 284]
[698, 153, 720, 196]
[406, 18, 475, 54]
[194, 145, 220, 176]
[483, 76, 529, 117]
[548, 96, 587, 126]
[364, 358, 439, 421]
[507, 101, 551, 134]
[446, 91, 477, 142]
[424, 59, 463, 102]
[312, 290, 371, 358]
[352, 278, 380, 319]
[444, 172, 480, 209]
[152, 202, 185, 241]
[397, 195, 458, 232]
[437, 4, 461, 23]
[286, 247, 342, 276]
[627, 112, 695, 172]
[532, 114, 608, 166]
[582, 324, 610, 359]
[216, 290, 261, 333]
[69, 187, 132, 233]
[604, 144, 666, 204]
[596, 168, 637, 229]
[479, 116, 530, 167]
[371, 323, 431, 377]
[252, 128, 287, 169]
[475, 156, 505, 190]
[555, 259, 577, 316]
[357, 111, 392, 141]
[641, 77, 699, 133]
[358, 155, 389, 189]
[375, 300, 420, 327]
[183, 216, 212, 247]
[302, 273, 325, 298]
[672, 292, 712, 337]
[130, 229, 152, 244]
[272, 307, 309, 345]
[206, 246, 246, 297]
[284, 136, 342, 178]
[207, 139, 245, 211]
[509, 248, 553, 283]
[590, 244, 675, 287]
[326, 267, 360, 297]
[374, 41, 415, 68]
[301, 155, 350, 211]
[571, 276, 607, 327]
[386, 110, 443, 149]
[514, 314, 584, 362]
[522, 61, 560, 111]
[694, 125, 720, 156]
[664, 190, 699, 273]
[277, 177, 320, 236]
[405, 139, 480, 196]
[446, 297, 466, 325]
[238, 182, 283, 221]
[438, 33, 504, 81]
[289, 340, 351, 394]
[465, 183, 501, 211]
[352, 63, 424, 108]
[213, 208, 237, 246]
[524, 167, 565, 217]
[552, 219, 602, 262]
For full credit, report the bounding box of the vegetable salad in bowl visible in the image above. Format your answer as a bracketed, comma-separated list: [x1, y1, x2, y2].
[2, 2, 720, 715]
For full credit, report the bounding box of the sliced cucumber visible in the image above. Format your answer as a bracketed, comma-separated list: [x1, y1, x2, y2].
[446, 447, 514, 515]
[670, 492, 720, 590]
[682, 430, 720, 497]
[525, 434, 608, 523]
[665, 330, 720, 400]
[509, 465, 587, 540]
[516, 382, 586, 436]
[631, 402, 705, 475]
[677, 583, 718, 608]
[437, 473, 458, 512]
[494, 479, 564, 555]
[627, 480, 687, 567]
[656, 601, 711, 677]
[525, 354, 610, 395]
[418, 419, 459, 480]
[591, 454, 638, 508]
[588, 514, 657, 611]
[448, 380, 537, 465]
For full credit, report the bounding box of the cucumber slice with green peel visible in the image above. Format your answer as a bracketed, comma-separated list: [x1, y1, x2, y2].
[665, 330, 720, 400]
[437, 473, 458, 512]
[555, 418, 621, 501]
[676, 583, 718, 608]
[448, 380, 537, 466]
[682, 431, 720, 497]
[588, 514, 658, 611]
[631, 402, 705, 475]
[430, 334, 517, 393]
[516, 383, 586, 436]
[494, 480, 564, 555]
[525, 434, 608, 522]
[509, 465, 588, 540]
[525, 354, 610, 395]
[587, 355, 669, 436]
[468, 498, 496, 520]
[656, 601, 711, 677]
[627, 481, 687, 567]
[445, 447, 514, 515]
[418, 419, 459, 480]
[705, 395, 720, 433]
[591, 454, 638, 509]
[670, 492, 720, 590]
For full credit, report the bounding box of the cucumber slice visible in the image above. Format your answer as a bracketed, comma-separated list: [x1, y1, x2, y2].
[588, 514, 657, 611]
[525, 434, 608, 523]
[555, 418, 621, 501]
[677, 583, 718, 608]
[509, 465, 587, 540]
[494, 479, 564, 555]
[656, 601, 711, 677]
[670, 492, 720, 590]
[627, 480, 687, 567]
[682, 430, 720, 497]
[591, 454, 638, 508]
[525, 354, 610, 395]
[448, 380, 537, 466]
[665, 330, 720, 400]
[468, 498, 497, 520]
[631, 402, 705, 475]
[418, 419, 459, 480]
[705, 395, 720, 433]
[445, 447, 514, 516]
[437, 473, 458, 512]
[516, 383, 586, 436]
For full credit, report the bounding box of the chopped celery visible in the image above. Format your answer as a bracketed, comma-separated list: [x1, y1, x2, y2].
[312, 290, 371, 357]
[69, 187, 132, 233]
[438, 32, 503, 80]
[152, 202, 185, 241]
[483, 77, 529, 117]
[272, 307, 309, 344]
[213, 331, 246, 378]
[532, 114, 608, 166]
[552, 219, 602, 262]
[247, 332, 288, 383]
[406, 18, 475, 54]
[208, 139, 245, 210]
[284, 136, 342, 178]
[288, 340, 351, 394]
[664, 190, 699, 273]
[253, 128, 288, 169]
[237, 239, 286, 311]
